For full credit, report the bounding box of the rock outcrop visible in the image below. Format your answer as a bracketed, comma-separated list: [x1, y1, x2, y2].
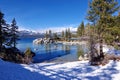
[33, 38, 54, 44]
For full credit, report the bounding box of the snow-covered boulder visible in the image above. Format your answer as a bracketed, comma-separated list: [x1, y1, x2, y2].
[78, 56, 84, 61]
[33, 38, 43, 44]
[78, 54, 90, 61]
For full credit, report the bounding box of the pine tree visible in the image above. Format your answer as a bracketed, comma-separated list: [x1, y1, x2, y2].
[68, 28, 71, 41]
[87, 0, 120, 62]
[81, 21, 84, 36]
[45, 31, 49, 38]
[77, 21, 85, 37]
[62, 30, 65, 40]
[116, 12, 120, 42]
[65, 29, 69, 41]
[0, 11, 7, 51]
[24, 48, 33, 64]
[84, 23, 91, 36]
[48, 30, 52, 38]
[9, 18, 19, 48]
[53, 32, 58, 40]
[77, 24, 81, 37]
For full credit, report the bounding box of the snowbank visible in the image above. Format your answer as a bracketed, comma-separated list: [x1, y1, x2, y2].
[0, 59, 120, 80]
[95, 44, 120, 55]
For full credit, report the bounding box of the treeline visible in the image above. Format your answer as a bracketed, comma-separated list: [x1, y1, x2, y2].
[0, 11, 34, 64]
[44, 28, 72, 41]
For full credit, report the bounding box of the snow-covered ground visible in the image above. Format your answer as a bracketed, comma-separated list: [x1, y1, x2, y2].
[95, 44, 120, 55]
[0, 59, 120, 80]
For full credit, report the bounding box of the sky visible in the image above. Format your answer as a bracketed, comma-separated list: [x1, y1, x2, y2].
[0, 0, 89, 32]
[0, 0, 119, 33]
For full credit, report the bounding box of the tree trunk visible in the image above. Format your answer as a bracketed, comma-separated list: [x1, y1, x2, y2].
[13, 32, 16, 49]
[99, 38, 104, 60]
[0, 25, 2, 52]
[89, 28, 96, 62]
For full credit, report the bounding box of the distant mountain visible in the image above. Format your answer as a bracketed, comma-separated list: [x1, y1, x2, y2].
[18, 30, 77, 38]
[19, 30, 44, 38]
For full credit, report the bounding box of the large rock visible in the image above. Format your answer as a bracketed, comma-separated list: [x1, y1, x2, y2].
[33, 38, 54, 45]
[78, 54, 90, 61]
[78, 56, 84, 61]
[33, 38, 43, 44]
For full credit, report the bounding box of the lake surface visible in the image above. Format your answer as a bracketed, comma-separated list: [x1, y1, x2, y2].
[17, 37, 89, 63]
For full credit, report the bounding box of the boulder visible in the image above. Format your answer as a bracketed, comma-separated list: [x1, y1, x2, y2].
[78, 56, 84, 61]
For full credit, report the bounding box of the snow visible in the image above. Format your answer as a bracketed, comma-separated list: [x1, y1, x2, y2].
[95, 44, 120, 55]
[0, 59, 120, 80]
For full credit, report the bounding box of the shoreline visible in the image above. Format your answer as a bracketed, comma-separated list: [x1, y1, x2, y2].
[44, 42, 120, 63]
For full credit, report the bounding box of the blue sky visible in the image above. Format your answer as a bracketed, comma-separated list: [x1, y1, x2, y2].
[0, 0, 88, 32]
[0, 0, 119, 32]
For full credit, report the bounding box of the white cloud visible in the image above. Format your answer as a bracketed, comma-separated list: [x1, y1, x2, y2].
[18, 26, 37, 32]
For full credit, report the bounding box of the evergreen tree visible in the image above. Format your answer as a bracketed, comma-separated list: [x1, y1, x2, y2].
[45, 31, 49, 38]
[77, 21, 84, 37]
[81, 21, 84, 36]
[84, 23, 91, 36]
[53, 32, 58, 40]
[24, 48, 33, 64]
[62, 30, 65, 40]
[77, 24, 81, 37]
[116, 12, 120, 42]
[9, 18, 19, 48]
[64, 28, 72, 41]
[48, 30, 52, 38]
[87, 0, 120, 62]
[24, 48, 32, 57]
[68, 28, 71, 41]
[65, 29, 69, 41]
[0, 11, 7, 51]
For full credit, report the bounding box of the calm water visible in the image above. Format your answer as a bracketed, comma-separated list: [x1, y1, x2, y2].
[17, 37, 89, 62]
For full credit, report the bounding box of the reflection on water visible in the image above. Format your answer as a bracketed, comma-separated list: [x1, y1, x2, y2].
[64, 45, 71, 54]
[17, 38, 89, 62]
[34, 43, 71, 54]
[45, 44, 51, 52]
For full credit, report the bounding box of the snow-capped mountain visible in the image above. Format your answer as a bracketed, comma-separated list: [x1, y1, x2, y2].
[19, 30, 44, 38]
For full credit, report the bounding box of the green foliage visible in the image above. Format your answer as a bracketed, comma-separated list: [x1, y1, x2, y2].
[8, 18, 19, 48]
[0, 47, 23, 63]
[24, 48, 34, 64]
[77, 46, 84, 58]
[0, 11, 20, 52]
[0, 11, 7, 51]
[24, 48, 32, 57]
[61, 28, 71, 41]
[62, 31, 65, 38]
[48, 30, 52, 38]
[86, 0, 120, 62]
[65, 28, 71, 41]
[104, 33, 114, 45]
[45, 30, 53, 38]
[45, 31, 49, 38]
[67, 28, 71, 41]
[103, 26, 120, 45]
[77, 21, 84, 37]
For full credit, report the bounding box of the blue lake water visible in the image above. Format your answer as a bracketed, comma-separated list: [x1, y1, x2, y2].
[17, 37, 89, 62]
